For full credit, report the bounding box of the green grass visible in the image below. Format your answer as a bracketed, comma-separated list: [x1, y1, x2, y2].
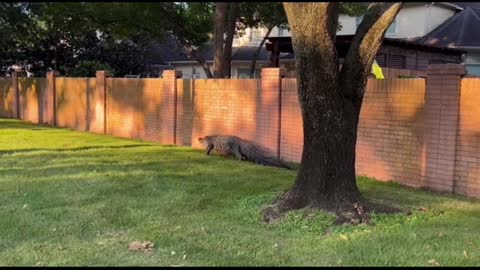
[1, 118, 480, 266]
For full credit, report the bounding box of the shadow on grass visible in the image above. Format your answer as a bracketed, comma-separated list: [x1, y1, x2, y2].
[0, 144, 155, 156]
[0, 119, 51, 130]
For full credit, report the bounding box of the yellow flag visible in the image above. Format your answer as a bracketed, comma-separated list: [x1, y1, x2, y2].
[371, 59, 384, 79]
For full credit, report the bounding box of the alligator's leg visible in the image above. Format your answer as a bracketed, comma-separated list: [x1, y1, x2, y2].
[233, 145, 244, 160]
[206, 143, 214, 155]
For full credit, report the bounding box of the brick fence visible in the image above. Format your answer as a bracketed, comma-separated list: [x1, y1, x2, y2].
[1, 65, 479, 198]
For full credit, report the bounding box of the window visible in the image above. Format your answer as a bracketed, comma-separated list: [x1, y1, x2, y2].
[237, 68, 260, 79]
[356, 16, 397, 35]
[376, 53, 387, 67]
[387, 55, 406, 69]
[467, 65, 480, 76]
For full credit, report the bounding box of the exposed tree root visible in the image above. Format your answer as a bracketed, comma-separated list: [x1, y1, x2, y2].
[261, 191, 405, 225]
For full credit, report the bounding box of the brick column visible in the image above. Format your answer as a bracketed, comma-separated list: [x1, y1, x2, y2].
[259, 68, 285, 157]
[12, 71, 19, 119]
[89, 70, 110, 134]
[423, 64, 465, 192]
[161, 70, 182, 145]
[44, 71, 59, 125]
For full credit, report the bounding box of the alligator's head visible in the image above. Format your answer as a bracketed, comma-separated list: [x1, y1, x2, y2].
[198, 136, 207, 146]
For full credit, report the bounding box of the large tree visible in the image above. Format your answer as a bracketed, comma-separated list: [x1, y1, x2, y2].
[262, 2, 403, 224]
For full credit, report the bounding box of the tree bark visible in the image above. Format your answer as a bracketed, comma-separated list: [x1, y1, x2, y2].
[262, 2, 403, 223]
[213, 2, 228, 78]
[249, 25, 273, 78]
[223, 2, 239, 78]
[184, 45, 213, 78]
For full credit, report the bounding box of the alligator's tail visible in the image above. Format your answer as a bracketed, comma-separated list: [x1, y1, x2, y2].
[260, 155, 291, 169]
[243, 143, 291, 169]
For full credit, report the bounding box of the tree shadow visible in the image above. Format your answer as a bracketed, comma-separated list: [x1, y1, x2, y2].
[0, 144, 154, 156]
[17, 78, 47, 124]
[0, 78, 16, 118]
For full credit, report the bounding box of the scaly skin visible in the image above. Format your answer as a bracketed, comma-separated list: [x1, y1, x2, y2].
[198, 135, 290, 169]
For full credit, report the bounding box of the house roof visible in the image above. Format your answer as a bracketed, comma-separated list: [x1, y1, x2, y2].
[265, 35, 466, 57]
[144, 36, 271, 64]
[420, 7, 480, 48]
[442, 2, 480, 10]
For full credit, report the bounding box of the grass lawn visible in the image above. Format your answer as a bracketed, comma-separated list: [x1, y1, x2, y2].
[1, 118, 480, 266]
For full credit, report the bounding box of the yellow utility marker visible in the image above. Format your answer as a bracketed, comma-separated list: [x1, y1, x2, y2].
[371, 59, 384, 79]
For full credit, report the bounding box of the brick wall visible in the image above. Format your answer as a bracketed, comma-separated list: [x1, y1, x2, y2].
[55, 77, 95, 130]
[0, 78, 16, 118]
[280, 78, 303, 162]
[357, 79, 426, 187]
[2, 65, 480, 199]
[190, 78, 263, 149]
[455, 78, 480, 197]
[106, 78, 165, 142]
[17, 78, 47, 124]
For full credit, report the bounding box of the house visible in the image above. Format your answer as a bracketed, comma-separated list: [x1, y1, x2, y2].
[166, 44, 270, 79]
[268, 2, 480, 76]
[265, 35, 465, 77]
[419, 4, 480, 75]
[154, 2, 478, 78]
[144, 37, 271, 79]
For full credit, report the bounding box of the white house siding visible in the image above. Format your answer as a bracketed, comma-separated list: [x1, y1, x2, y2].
[337, 14, 358, 35]
[171, 63, 213, 79]
[336, 3, 455, 39]
[424, 4, 457, 36]
[171, 62, 270, 79]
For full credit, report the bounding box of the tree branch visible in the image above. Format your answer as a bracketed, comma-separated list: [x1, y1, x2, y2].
[340, 3, 403, 103]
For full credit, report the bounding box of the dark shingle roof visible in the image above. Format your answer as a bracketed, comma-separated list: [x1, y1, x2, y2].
[144, 36, 271, 64]
[443, 2, 480, 10]
[420, 7, 480, 48]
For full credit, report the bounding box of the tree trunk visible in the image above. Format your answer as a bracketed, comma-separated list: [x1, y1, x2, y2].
[195, 57, 213, 78]
[223, 2, 239, 78]
[213, 2, 228, 78]
[266, 47, 364, 215]
[249, 25, 273, 78]
[262, 2, 403, 224]
[182, 44, 213, 78]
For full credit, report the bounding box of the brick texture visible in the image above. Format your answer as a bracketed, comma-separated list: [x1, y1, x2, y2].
[17, 78, 47, 124]
[191, 79, 265, 149]
[0, 78, 16, 118]
[455, 78, 480, 197]
[55, 77, 95, 130]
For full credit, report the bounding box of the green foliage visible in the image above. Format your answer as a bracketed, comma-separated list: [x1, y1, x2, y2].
[239, 2, 288, 31]
[339, 2, 368, 17]
[175, 3, 215, 46]
[66, 60, 113, 77]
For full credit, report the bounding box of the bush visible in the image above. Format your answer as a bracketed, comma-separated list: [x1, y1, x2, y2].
[66, 61, 114, 77]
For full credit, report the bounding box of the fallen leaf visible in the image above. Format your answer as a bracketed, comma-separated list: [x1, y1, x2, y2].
[463, 250, 468, 257]
[419, 207, 428, 212]
[22, 204, 28, 209]
[183, 254, 187, 260]
[128, 241, 154, 252]
[339, 234, 349, 241]
[428, 259, 440, 266]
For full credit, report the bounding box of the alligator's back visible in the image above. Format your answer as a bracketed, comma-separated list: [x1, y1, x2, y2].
[202, 135, 290, 169]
